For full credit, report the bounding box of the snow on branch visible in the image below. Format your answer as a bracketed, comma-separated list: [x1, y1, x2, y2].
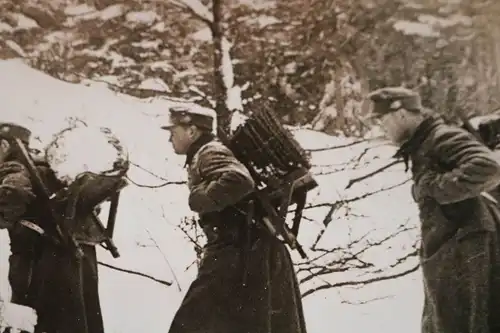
[221, 38, 244, 112]
[168, 0, 213, 24]
[169, 0, 245, 132]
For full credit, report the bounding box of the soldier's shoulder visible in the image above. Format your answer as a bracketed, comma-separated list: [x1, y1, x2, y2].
[431, 121, 474, 142]
[198, 141, 234, 158]
[425, 121, 484, 154]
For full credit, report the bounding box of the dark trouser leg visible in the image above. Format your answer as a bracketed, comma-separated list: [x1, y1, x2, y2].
[81, 245, 105, 333]
[8, 254, 35, 306]
[7, 225, 41, 307]
[33, 244, 104, 333]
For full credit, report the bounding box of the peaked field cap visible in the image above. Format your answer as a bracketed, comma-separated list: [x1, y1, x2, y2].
[160, 104, 216, 131]
[0, 122, 31, 144]
[367, 86, 422, 117]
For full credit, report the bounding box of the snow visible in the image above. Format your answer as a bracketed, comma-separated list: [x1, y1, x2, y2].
[393, 12, 473, 38]
[0, 22, 13, 33]
[0, 300, 37, 332]
[190, 27, 212, 41]
[64, 4, 126, 25]
[64, 4, 96, 16]
[242, 15, 281, 28]
[0, 59, 423, 333]
[4, 40, 26, 57]
[137, 77, 171, 92]
[9, 13, 39, 30]
[184, 0, 244, 114]
[171, 0, 213, 22]
[236, 0, 276, 10]
[393, 20, 440, 37]
[418, 14, 472, 28]
[125, 11, 159, 25]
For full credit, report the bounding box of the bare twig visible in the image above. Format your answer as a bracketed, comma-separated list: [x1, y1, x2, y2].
[126, 161, 186, 188]
[145, 228, 182, 291]
[301, 263, 419, 298]
[167, 0, 213, 26]
[306, 139, 369, 152]
[345, 159, 404, 189]
[97, 261, 172, 287]
[303, 179, 410, 211]
[341, 294, 394, 305]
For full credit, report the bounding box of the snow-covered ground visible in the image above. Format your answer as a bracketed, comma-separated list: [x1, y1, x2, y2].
[0, 59, 423, 333]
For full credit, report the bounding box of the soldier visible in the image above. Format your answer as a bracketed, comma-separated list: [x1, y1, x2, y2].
[0, 122, 107, 333]
[161, 105, 308, 333]
[367, 87, 500, 333]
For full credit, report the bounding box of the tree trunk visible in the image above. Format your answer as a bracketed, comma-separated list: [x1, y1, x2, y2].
[210, 0, 230, 136]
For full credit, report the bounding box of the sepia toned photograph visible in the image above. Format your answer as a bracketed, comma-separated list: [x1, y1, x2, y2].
[1, 0, 500, 332]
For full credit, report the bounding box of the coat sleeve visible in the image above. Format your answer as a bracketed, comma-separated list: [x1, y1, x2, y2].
[417, 126, 500, 204]
[0, 161, 36, 225]
[188, 144, 255, 214]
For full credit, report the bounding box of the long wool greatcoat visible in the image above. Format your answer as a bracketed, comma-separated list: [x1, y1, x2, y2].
[0, 160, 105, 333]
[397, 116, 500, 333]
[168, 134, 308, 333]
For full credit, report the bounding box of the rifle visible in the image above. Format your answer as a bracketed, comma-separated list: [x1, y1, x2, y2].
[219, 106, 317, 259]
[1, 134, 85, 259]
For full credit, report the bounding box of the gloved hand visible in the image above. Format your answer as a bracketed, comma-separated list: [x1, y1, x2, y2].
[411, 170, 438, 202]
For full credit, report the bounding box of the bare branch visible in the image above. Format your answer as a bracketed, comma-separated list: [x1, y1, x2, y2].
[297, 209, 419, 299]
[145, 228, 182, 291]
[126, 161, 186, 188]
[301, 263, 420, 298]
[97, 261, 172, 287]
[167, 0, 213, 25]
[305, 139, 369, 152]
[303, 179, 410, 211]
[300, 221, 417, 283]
[340, 294, 394, 305]
[345, 160, 404, 189]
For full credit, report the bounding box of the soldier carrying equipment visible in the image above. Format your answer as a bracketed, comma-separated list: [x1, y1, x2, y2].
[161, 102, 309, 333]
[0, 122, 127, 259]
[226, 101, 318, 258]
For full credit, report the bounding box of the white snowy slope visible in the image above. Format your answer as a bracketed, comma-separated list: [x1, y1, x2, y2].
[0, 59, 423, 333]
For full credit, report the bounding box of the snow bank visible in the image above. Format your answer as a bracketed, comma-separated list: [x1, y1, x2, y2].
[0, 59, 423, 333]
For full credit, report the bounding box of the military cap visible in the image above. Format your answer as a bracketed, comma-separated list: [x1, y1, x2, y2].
[0, 122, 31, 144]
[160, 104, 216, 132]
[367, 86, 422, 117]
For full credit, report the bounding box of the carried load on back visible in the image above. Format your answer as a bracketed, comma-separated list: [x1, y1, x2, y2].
[0, 120, 129, 259]
[466, 111, 500, 150]
[227, 101, 318, 258]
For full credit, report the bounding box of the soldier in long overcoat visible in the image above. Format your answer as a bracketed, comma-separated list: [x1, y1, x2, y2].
[161, 105, 308, 333]
[0, 122, 120, 333]
[367, 87, 500, 333]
